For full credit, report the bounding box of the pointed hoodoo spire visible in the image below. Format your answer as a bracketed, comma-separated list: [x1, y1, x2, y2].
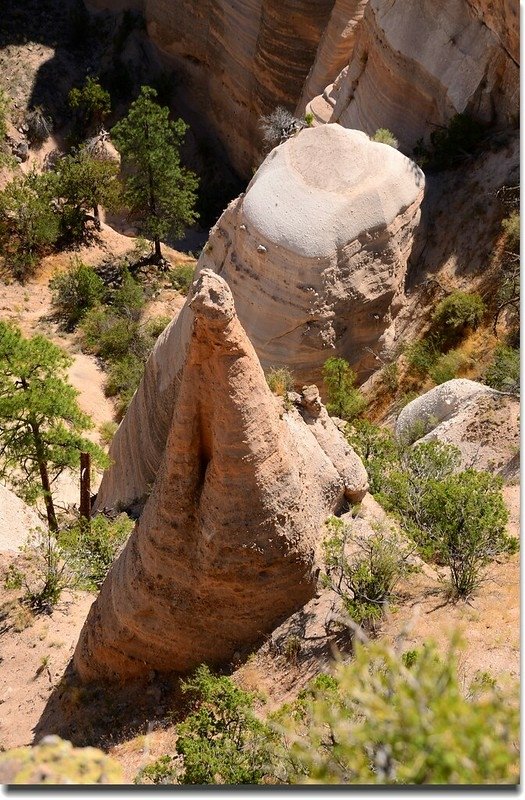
[74, 271, 367, 682]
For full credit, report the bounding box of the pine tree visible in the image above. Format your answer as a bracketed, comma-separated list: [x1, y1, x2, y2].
[0, 322, 106, 531]
[111, 85, 198, 261]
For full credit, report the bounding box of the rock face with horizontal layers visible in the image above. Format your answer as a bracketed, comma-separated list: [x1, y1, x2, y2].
[306, 0, 519, 150]
[86, 0, 336, 177]
[76, 271, 367, 681]
[197, 123, 424, 386]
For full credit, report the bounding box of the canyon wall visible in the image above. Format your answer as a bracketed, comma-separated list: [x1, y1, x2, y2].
[86, 1, 518, 175]
[77, 271, 367, 680]
[305, 0, 519, 152]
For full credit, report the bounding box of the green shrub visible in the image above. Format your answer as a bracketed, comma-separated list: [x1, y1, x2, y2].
[321, 517, 414, 631]
[80, 307, 140, 361]
[273, 637, 519, 784]
[169, 263, 195, 295]
[432, 291, 485, 341]
[428, 349, 470, 385]
[110, 268, 145, 320]
[414, 114, 485, 171]
[304, 112, 314, 127]
[404, 338, 441, 377]
[99, 420, 118, 447]
[422, 470, 515, 598]
[502, 210, 519, 253]
[68, 77, 111, 135]
[0, 172, 60, 281]
[483, 345, 519, 392]
[381, 361, 398, 391]
[50, 258, 105, 330]
[372, 128, 399, 148]
[134, 755, 177, 785]
[59, 513, 134, 590]
[346, 420, 399, 495]
[266, 367, 295, 397]
[143, 315, 171, 340]
[322, 357, 366, 421]
[174, 665, 272, 784]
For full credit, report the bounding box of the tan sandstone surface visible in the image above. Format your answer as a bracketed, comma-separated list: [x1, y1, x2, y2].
[305, 0, 519, 151]
[196, 123, 424, 385]
[75, 271, 367, 681]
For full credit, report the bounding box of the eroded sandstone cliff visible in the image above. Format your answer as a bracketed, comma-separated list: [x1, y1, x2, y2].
[306, 0, 519, 152]
[197, 123, 424, 385]
[77, 271, 367, 680]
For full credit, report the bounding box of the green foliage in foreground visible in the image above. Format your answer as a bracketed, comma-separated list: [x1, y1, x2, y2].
[135, 665, 272, 785]
[274, 638, 519, 784]
[59, 513, 134, 590]
[135, 639, 519, 785]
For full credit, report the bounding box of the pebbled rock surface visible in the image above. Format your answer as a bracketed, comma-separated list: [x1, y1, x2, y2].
[197, 123, 424, 386]
[76, 271, 366, 681]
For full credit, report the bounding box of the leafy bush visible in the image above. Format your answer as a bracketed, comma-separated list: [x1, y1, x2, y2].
[0, 172, 59, 281]
[321, 516, 414, 630]
[432, 291, 485, 341]
[152, 665, 273, 785]
[169, 263, 195, 295]
[372, 128, 399, 148]
[502, 210, 519, 252]
[50, 258, 105, 330]
[273, 637, 519, 784]
[99, 420, 118, 447]
[381, 361, 398, 391]
[266, 367, 294, 397]
[80, 307, 140, 361]
[59, 513, 133, 590]
[20, 527, 76, 611]
[346, 420, 399, 495]
[413, 114, 485, 171]
[422, 470, 515, 598]
[428, 349, 470, 385]
[404, 338, 441, 377]
[68, 77, 111, 135]
[110, 268, 144, 320]
[483, 345, 519, 392]
[322, 357, 366, 421]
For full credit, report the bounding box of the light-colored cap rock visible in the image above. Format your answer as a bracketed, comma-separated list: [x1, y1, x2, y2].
[197, 123, 424, 385]
[395, 379, 505, 445]
[75, 271, 367, 681]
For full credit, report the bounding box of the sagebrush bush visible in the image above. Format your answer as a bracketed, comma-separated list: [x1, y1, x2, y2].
[322, 357, 366, 421]
[372, 128, 399, 148]
[59, 513, 134, 590]
[80, 307, 140, 361]
[266, 366, 295, 397]
[50, 258, 105, 330]
[483, 345, 519, 393]
[429, 349, 470, 385]
[432, 291, 485, 341]
[404, 338, 441, 377]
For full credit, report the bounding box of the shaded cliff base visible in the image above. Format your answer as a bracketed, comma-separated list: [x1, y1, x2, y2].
[0, 485, 518, 782]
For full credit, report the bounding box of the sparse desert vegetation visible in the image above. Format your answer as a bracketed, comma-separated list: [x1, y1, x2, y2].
[0, 0, 519, 787]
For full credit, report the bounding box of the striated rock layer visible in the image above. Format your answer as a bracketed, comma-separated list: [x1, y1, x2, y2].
[86, 0, 336, 177]
[77, 271, 367, 681]
[197, 123, 424, 386]
[306, 0, 519, 150]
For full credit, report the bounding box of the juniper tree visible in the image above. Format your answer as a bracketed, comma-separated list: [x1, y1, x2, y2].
[111, 86, 198, 261]
[0, 322, 106, 531]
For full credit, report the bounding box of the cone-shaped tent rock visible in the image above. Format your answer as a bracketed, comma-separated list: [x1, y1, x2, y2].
[74, 271, 367, 682]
